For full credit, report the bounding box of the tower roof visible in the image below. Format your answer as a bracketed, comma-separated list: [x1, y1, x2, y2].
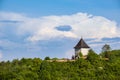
[74, 38, 90, 49]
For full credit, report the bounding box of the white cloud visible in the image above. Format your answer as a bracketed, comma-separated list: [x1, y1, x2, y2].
[0, 12, 27, 21]
[0, 51, 2, 59]
[0, 12, 120, 42]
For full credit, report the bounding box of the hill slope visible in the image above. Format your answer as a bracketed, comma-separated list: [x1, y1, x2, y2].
[0, 50, 120, 80]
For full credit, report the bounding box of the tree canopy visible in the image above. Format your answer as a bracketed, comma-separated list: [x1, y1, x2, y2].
[0, 50, 120, 80]
[102, 44, 111, 52]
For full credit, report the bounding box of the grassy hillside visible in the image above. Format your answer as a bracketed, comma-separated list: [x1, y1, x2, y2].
[0, 50, 120, 80]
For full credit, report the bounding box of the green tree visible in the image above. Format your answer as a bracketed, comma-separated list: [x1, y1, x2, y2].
[87, 49, 99, 62]
[44, 56, 50, 60]
[101, 44, 111, 58]
[40, 70, 51, 80]
[102, 44, 111, 52]
[79, 52, 83, 57]
[1, 51, 120, 80]
[52, 57, 58, 61]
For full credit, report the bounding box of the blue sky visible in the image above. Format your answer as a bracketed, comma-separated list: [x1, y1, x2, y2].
[0, 0, 120, 61]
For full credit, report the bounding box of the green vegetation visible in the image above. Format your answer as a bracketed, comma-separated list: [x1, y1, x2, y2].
[0, 49, 120, 80]
[101, 44, 111, 58]
[102, 44, 111, 52]
[79, 52, 83, 57]
[44, 56, 50, 60]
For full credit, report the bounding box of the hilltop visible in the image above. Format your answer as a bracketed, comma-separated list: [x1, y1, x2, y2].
[0, 49, 120, 80]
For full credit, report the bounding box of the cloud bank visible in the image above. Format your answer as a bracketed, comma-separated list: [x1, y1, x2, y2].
[0, 12, 120, 42]
[0, 12, 120, 60]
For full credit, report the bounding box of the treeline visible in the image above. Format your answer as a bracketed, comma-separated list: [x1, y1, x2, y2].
[0, 49, 120, 80]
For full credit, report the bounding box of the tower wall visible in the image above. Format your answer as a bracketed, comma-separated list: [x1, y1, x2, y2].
[75, 48, 90, 56]
[80, 48, 90, 56]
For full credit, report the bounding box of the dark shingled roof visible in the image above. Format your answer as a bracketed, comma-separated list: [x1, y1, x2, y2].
[74, 38, 90, 49]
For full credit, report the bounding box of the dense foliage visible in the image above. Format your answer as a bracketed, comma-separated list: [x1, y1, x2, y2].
[0, 50, 120, 80]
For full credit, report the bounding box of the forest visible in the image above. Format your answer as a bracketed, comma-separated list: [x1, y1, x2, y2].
[0, 49, 120, 80]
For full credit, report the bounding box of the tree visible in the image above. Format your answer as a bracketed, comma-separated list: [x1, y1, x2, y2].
[44, 56, 50, 60]
[79, 52, 83, 57]
[87, 49, 99, 62]
[1, 51, 120, 80]
[101, 44, 111, 58]
[39, 70, 51, 80]
[52, 57, 58, 61]
[102, 44, 111, 52]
